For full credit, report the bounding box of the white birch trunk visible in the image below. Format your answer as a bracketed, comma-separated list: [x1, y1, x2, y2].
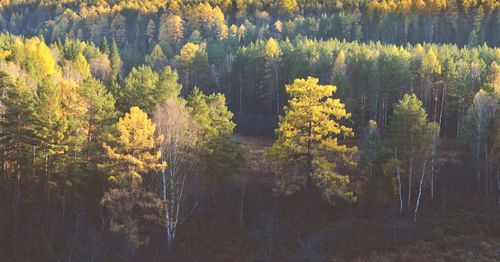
[408, 155, 413, 213]
[395, 148, 403, 218]
[414, 151, 429, 222]
[430, 130, 437, 200]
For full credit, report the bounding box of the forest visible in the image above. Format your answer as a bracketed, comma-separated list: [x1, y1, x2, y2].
[0, 0, 498, 261]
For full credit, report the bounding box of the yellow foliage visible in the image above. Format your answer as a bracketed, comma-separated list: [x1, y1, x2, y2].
[177, 42, 201, 69]
[15, 38, 59, 80]
[265, 38, 280, 59]
[101, 106, 166, 188]
[74, 53, 91, 80]
[281, 0, 298, 13]
[265, 77, 357, 203]
[422, 48, 442, 76]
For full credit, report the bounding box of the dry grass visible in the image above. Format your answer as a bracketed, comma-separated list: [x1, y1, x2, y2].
[353, 235, 500, 262]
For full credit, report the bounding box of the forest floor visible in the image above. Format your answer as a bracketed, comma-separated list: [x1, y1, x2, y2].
[233, 134, 274, 172]
[355, 234, 500, 262]
[231, 135, 500, 261]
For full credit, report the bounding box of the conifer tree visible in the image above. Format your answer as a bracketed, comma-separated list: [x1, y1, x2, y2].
[145, 44, 168, 72]
[100, 37, 110, 54]
[100, 107, 165, 247]
[265, 38, 281, 117]
[157, 66, 182, 99]
[187, 87, 235, 140]
[146, 20, 157, 46]
[176, 42, 200, 90]
[34, 80, 71, 217]
[265, 77, 357, 203]
[118, 66, 158, 114]
[0, 73, 37, 221]
[119, 65, 178, 116]
[359, 120, 383, 204]
[158, 14, 183, 52]
[280, 0, 298, 14]
[109, 39, 122, 81]
[110, 14, 127, 47]
[79, 78, 117, 168]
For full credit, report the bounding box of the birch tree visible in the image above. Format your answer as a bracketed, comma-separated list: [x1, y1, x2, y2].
[414, 122, 439, 222]
[154, 99, 199, 249]
[387, 94, 429, 217]
[465, 90, 496, 195]
[429, 122, 439, 200]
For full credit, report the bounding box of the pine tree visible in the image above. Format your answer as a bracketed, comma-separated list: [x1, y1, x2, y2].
[146, 20, 157, 46]
[100, 107, 165, 247]
[191, 48, 214, 92]
[332, 50, 347, 101]
[145, 44, 168, 72]
[34, 80, 71, 218]
[110, 14, 127, 47]
[265, 38, 281, 117]
[176, 43, 200, 91]
[187, 88, 235, 140]
[359, 120, 383, 205]
[118, 65, 175, 116]
[265, 77, 357, 203]
[281, 0, 298, 14]
[158, 14, 183, 52]
[0, 73, 37, 222]
[73, 53, 91, 81]
[157, 66, 182, 99]
[109, 39, 122, 81]
[78, 78, 117, 169]
[100, 37, 110, 54]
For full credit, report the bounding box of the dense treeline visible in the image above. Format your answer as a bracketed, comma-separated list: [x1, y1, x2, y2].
[0, 0, 498, 261]
[1, 0, 495, 135]
[0, 34, 243, 260]
[0, 0, 498, 54]
[225, 38, 499, 136]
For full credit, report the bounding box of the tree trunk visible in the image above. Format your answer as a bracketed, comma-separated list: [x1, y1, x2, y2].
[433, 84, 439, 121]
[431, 131, 437, 200]
[274, 62, 279, 118]
[395, 148, 403, 218]
[439, 84, 446, 136]
[306, 119, 313, 191]
[476, 122, 481, 190]
[46, 153, 50, 222]
[62, 180, 66, 221]
[497, 166, 500, 210]
[369, 160, 374, 207]
[161, 166, 173, 249]
[239, 69, 243, 116]
[485, 143, 489, 205]
[414, 151, 428, 222]
[408, 155, 413, 214]
[239, 183, 246, 226]
[15, 163, 20, 220]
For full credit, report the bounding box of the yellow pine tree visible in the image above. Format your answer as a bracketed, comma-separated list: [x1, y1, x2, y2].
[281, 0, 298, 13]
[101, 106, 165, 187]
[100, 106, 166, 247]
[265, 77, 357, 203]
